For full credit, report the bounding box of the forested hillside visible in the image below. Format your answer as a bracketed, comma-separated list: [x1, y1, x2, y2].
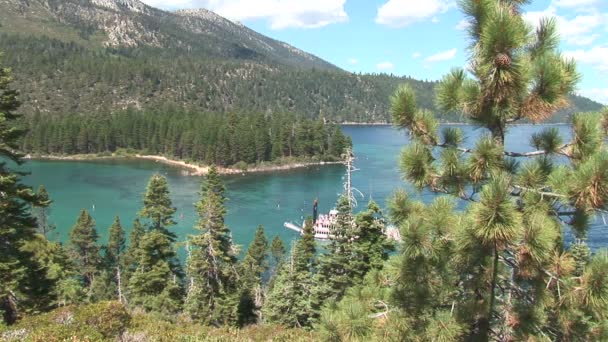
[0, 0, 601, 122]
[21, 110, 351, 167]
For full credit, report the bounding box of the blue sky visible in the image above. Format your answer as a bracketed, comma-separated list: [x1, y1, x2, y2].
[142, 0, 607, 104]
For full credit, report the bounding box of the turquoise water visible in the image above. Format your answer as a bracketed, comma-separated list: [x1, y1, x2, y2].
[18, 124, 607, 250]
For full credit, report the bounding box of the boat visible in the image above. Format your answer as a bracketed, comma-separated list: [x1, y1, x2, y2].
[283, 148, 401, 242]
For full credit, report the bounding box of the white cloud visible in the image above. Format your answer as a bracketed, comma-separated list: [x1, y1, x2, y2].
[564, 46, 608, 72]
[375, 0, 453, 27]
[348, 58, 358, 65]
[455, 19, 470, 31]
[141, 0, 348, 29]
[553, 0, 600, 8]
[412, 52, 422, 59]
[425, 48, 457, 62]
[524, 7, 607, 46]
[377, 61, 394, 70]
[577, 88, 608, 105]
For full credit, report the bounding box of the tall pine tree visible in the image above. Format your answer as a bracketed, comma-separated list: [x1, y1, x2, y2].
[315, 195, 356, 303]
[33, 185, 53, 238]
[387, 1, 608, 339]
[237, 225, 269, 326]
[0, 54, 56, 324]
[68, 209, 102, 290]
[139, 174, 177, 239]
[264, 216, 317, 327]
[185, 165, 239, 325]
[128, 175, 183, 314]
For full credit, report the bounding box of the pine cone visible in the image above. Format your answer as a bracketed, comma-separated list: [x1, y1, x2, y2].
[495, 53, 511, 67]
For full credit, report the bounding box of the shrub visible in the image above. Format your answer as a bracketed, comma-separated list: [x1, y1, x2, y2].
[76, 301, 130, 339]
[233, 161, 248, 171]
[0, 302, 130, 341]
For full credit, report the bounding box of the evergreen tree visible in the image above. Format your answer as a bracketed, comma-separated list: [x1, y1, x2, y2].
[315, 195, 356, 302]
[105, 216, 126, 303]
[237, 225, 269, 326]
[121, 218, 145, 282]
[33, 185, 53, 238]
[139, 174, 177, 239]
[129, 176, 183, 314]
[263, 238, 316, 328]
[106, 216, 126, 269]
[185, 165, 239, 325]
[128, 230, 184, 314]
[68, 209, 102, 289]
[0, 56, 56, 323]
[269, 236, 286, 275]
[350, 200, 394, 280]
[386, 1, 608, 339]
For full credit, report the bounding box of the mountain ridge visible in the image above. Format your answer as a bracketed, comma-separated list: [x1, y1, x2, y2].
[0, 0, 603, 122]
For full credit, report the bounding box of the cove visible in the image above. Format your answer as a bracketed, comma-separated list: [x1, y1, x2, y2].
[18, 124, 607, 250]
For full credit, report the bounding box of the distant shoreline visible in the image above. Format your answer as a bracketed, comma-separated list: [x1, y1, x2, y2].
[26, 154, 344, 176]
[343, 121, 560, 126]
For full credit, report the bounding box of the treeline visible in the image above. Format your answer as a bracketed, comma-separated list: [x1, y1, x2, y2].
[20, 109, 352, 167]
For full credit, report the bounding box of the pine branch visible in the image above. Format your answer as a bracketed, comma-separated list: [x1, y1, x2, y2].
[511, 185, 565, 199]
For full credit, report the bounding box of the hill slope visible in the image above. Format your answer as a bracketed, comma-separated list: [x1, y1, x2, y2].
[0, 0, 603, 122]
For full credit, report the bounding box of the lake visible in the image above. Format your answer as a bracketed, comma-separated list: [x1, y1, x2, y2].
[19, 124, 607, 251]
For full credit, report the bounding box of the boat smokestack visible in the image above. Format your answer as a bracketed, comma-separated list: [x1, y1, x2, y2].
[313, 199, 318, 223]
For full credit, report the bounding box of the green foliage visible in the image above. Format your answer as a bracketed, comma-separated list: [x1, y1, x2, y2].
[0, 301, 126, 341]
[1, 303, 317, 341]
[237, 225, 269, 326]
[32, 185, 54, 238]
[0, 55, 58, 324]
[21, 110, 351, 167]
[68, 209, 101, 288]
[382, 2, 608, 340]
[185, 165, 239, 325]
[128, 174, 183, 315]
[270, 236, 286, 267]
[316, 195, 357, 302]
[263, 252, 316, 328]
[139, 174, 177, 235]
[106, 216, 126, 269]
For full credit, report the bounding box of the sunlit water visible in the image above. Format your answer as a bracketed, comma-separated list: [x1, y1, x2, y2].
[18, 124, 607, 251]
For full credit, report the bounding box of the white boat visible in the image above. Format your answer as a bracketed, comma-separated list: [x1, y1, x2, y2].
[283, 148, 401, 242]
[283, 209, 338, 240]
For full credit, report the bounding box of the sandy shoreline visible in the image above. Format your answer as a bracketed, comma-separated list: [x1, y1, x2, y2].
[27, 154, 344, 176]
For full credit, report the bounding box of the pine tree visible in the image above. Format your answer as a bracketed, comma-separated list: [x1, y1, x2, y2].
[350, 200, 394, 280]
[105, 216, 126, 303]
[237, 225, 269, 326]
[269, 236, 286, 275]
[106, 216, 126, 269]
[129, 176, 183, 314]
[139, 174, 177, 239]
[387, 1, 608, 339]
[127, 230, 183, 314]
[121, 218, 145, 280]
[0, 56, 56, 323]
[315, 195, 356, 302]
[263, 237, 316, 328]
[296, 216, 316, 272]
[33, 185, 53, 238]
[68, 209, 102, 289]
[185, 165, 239, 325]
